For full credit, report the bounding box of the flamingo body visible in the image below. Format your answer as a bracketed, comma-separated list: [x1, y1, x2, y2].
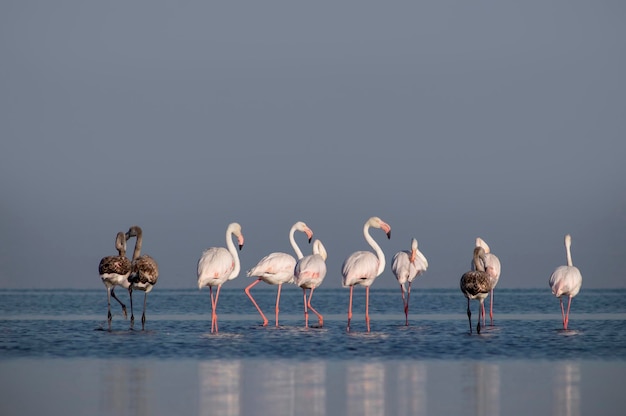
[295, 239, 328, 327]
[125, 226, 159, 330]
[342, 216, 391, 332]
[245, 221, 313, 327]
[391, 238, 428, 325]
[197, 222, 245, 333]
[549, 234, 582, 330]
[99, 231, 132, 329]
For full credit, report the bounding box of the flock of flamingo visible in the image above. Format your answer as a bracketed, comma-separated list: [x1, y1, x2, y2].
[98, 217, 583, 334]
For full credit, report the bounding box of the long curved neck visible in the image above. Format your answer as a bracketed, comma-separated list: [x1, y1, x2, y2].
[364, 223, 385, 276]
[226, 228, 241, 278]
[289, 225, 305, 260]
[565, 242, 573, 267]
[132, 229, 143, 261]
[473, 250, 485, 272]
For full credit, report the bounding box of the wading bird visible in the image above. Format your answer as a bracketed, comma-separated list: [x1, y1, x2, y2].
[245, 221, 313, 327]
[549, 234, 582, 330]
[197, 222, 245, 333]
[294, 239, 328, 328]
[461, 246, 491, 334]
[342, 216, 391, 332]
[391, 238, 428, 326]
[98, 231, 131, 330]
[125, 225, 159, 330]
[473, 237, 501, 326]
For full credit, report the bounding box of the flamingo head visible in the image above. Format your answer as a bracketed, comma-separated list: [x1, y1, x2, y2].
[475, 237, 490, 253]
[367, 217, 391, 239]
[473, 246, 487, 272]
[295, 221, 314, 243]
[564, 234, 572, 247]
[229, 222, 245, 250]
[125, 225, 142, 241]
[409, 238, 418, 262]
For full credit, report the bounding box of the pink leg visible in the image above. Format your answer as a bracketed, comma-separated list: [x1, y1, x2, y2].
[347, 286, 353, 332]
[365, 286, 371, 333]
[489, 289, 494, 326]
[400, 284, 407, 314]
[245, 279, 269, 327]
[209, 286, 216, 333]
[307, 288, 323, 327]
[405, 282, 412, 326]
[275, 284, 282, 327]
[565, 296, 573, 330]
[303, 288, 309, 327]
[559, 297, 566, 329]
[213, 286, 222, 333]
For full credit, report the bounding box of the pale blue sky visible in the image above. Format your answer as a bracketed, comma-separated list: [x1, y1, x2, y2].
[1, 1, 624, 289]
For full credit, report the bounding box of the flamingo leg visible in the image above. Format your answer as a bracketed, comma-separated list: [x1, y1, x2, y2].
[489, 289, 494, 326]
[213, 286, 222, 333]
[111, 287, 127, 319]
[405, 282, 412, 326]
[307, 288, 323, 327]
[245, 279, 268, 327]
[565, 296, 573, 330]
[129, 288, 135, 329]
[400, 285, 407, 323]
[466, 298, 472, 334]
[477, 300, 483, 334]
[303, 288, 309, 327]
[141, 292, 147, 330]
[347, 285, 353, 332]
[106, 287, 112, 331]
[365, 286, 371, 333]
[559, 297, 566, 329]
[275, 283, 282, 327]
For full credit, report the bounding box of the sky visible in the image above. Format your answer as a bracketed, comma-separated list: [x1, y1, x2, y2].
[0, 1, 624, 290]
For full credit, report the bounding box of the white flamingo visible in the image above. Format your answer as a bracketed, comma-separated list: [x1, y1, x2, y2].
[197, 222, 245, 334]
[342, 216, 391, 332]
[125, 226, 159, 330]
[473, 237, 501, 326]
[460, 246, 491, 334]
[245, 221, 313, 327]
[549, 234, 583, 330]
[294, 239, 328, 328]
[98, 231, 132, 330]
[391, 238, 428, 326]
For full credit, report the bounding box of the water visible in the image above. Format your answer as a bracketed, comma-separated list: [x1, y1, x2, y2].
[1, 288, 626, 415]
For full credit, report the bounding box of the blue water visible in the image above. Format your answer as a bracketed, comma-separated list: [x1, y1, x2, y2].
[2, 288, 625, 361]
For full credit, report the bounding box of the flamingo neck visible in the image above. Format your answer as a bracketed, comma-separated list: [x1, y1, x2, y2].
[566, 243, 573, 267]
[363, 223, 385, 276]
[132, 229, 143, 261]
[226, 227, 241, 278]
[289, 224, 304, 260]
[473, 250, 485, 272]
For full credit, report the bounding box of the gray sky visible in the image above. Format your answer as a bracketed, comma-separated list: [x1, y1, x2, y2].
[1, 1, 624, 289]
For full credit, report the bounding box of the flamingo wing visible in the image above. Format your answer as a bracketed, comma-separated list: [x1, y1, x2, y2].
[391, 251, 411, 285]
[295, 254, 327, 288]
[549, 265, 582, 298]
[247, 252, 296, 284]
[342, 251, 379, 287]
[197, 247, 234, 287]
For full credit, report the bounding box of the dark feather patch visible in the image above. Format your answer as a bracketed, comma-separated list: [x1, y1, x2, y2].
[99, 256, 132, 276]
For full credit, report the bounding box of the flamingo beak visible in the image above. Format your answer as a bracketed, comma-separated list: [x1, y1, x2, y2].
[410, 249, 416, 263]
[238, 236, 245, 251]
[306, 229, 313, 244]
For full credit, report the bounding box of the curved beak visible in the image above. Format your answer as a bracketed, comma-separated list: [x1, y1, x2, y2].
[238, 235, 245, 251]
[410, 248, 416, 263]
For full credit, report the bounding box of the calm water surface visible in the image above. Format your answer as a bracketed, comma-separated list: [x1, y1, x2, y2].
[1, 288, 625, 415]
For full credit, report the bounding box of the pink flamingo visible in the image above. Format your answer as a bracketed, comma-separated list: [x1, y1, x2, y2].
[391, 238, 428, 326]
[549, 234, 582, 330]
[342, 216, 391, 332]
[473, 237, 501, 326]
[98, 231, 132, 330]
[245, 221, 313, 327]
[294, 239, 328, 328]
[197, 222, 245, 333]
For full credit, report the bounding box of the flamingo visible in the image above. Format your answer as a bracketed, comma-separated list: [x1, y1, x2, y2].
[245, 221, 313, 327]
[125, 225, 159, 330]
[342, 216, 391, 332]
[197, 222, 245, 334]
[460, 246, 491, 334]
[294, 239, 328, 328]
[98, 231, 132, 330]
[391, 238, 428, 326]
[549, 234, 583, 330]
[473, 237, 501, 326]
